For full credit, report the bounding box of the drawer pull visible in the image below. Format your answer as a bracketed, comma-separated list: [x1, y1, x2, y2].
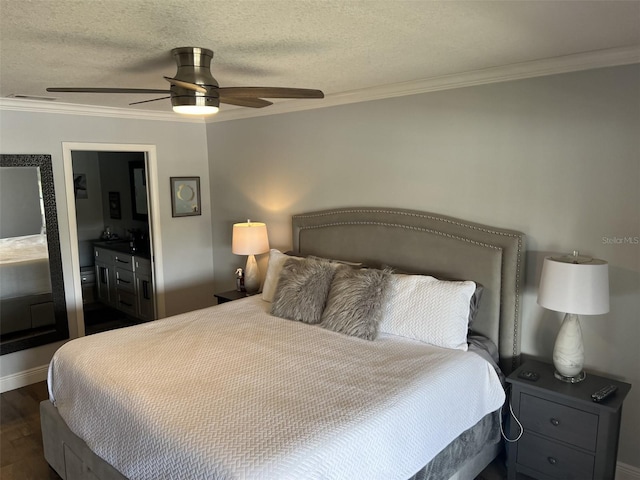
[547, 456, 558, 465]
[120, 300, 133, 307]
[116, 258, 130, 264]
[118, 278, 131, 284]
[550, 418, 560, 426]
[99, 267, 108, 284]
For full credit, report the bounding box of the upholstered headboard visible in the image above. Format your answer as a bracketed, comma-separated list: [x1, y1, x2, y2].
[291, 207, 525, 373]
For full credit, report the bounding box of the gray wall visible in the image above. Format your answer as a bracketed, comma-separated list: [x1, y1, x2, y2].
[0, 166, 43, 238]
[207, 64, 639, 467]
[97, 151, 148, 239]
[98, 152, 148, 238]
[0, 110, 215, 381]
[72, 151, 105, 267]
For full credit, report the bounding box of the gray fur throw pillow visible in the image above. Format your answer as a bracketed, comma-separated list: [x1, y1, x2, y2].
[319, 267, 391, 340]
[270, 257, 338, 324]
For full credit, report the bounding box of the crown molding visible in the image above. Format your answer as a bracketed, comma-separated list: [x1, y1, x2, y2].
[206, 45, 640, 123]
[0, 98, 206, 123]
[2, 46, 638, 124]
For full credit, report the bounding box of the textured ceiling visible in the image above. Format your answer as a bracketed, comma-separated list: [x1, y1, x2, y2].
[1, 0, 639, 116]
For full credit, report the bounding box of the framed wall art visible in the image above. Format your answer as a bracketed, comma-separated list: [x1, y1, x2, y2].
[74, 173, 88, 199]
[108, 191, 121, 219]
[170, 177, 201, 217]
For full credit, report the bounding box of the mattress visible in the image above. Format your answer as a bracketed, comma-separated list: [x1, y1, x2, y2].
[0, 233, 51, 299]
[48, 296, 505, 480]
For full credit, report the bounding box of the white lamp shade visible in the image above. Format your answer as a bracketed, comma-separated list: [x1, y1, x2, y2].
[537, 256, 609, 315]
[232, 222, 269, 255]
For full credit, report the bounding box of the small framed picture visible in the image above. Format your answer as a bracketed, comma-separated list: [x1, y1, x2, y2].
[74, 173, 88, 199]
[108, 191, 121, 219]
[170, 177, 201, 217]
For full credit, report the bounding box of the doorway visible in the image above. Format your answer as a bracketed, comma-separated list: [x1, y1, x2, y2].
[62, 143, 165, 339]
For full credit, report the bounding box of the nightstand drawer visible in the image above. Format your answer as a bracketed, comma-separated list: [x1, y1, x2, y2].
[517, 433, 594, 480]
[520, 393, 598, 450]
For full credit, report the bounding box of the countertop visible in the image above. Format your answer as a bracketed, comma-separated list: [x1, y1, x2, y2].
[93, 240, 150, 259]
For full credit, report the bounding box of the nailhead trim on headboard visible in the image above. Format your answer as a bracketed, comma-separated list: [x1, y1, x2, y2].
[293, 207, 525, 374]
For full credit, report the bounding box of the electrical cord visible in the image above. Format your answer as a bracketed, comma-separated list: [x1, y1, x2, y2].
[500, 387, 523, 443]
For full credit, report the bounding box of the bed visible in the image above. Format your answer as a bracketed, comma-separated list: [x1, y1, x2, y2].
[41, 207, 525, 480]
[0, 233, 54, 334]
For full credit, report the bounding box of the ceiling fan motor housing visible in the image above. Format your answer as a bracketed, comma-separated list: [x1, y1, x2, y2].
[171, 47, 220, 109]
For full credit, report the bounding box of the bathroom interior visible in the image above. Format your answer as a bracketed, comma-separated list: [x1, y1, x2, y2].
[72, 151, 154, 334]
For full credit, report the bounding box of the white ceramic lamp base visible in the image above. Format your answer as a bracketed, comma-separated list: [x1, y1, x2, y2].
[552, 313, 586, 383]
[244, 254, 261, 294]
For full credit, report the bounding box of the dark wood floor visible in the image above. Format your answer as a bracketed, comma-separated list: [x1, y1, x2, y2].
[1, 382, 60, 479]
[1, 382, 506, 480]
[84, 305, 139, 336]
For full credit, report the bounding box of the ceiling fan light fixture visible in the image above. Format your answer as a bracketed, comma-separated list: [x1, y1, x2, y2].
[172, 104, 219, 115]
[171, 94, 219, 115]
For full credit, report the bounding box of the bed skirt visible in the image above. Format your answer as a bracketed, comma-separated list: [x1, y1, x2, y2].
[410, 411, 501, 480]
[41, 400, 500, 480]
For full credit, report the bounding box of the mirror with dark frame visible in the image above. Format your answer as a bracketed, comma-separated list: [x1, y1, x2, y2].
[129, 160, 148, 221]
[0, 154, 69, 354]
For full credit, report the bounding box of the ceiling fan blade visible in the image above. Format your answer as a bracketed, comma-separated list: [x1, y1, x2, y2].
[163, 76, 207, 93]
[219, 96, 273, 108]
[47, 87, 171, 94]
[129, 96, 171, 106]
[217, 87, 324, 99]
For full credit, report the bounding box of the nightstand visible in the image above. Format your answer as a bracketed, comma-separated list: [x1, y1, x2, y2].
[214, 289, 252, 304]
[506, 360, 631, 480]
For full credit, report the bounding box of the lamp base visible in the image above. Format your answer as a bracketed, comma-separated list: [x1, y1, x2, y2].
[244, 254, 261, 294]
[554, 370, 586, 383]
[552, 312, 586, 383]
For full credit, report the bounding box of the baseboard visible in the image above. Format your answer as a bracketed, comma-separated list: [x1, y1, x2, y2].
[618, 462, 640, 480]
[0, 364, 48, 393]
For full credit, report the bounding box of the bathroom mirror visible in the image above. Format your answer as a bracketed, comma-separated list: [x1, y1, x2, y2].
[0, 154, 69, 355]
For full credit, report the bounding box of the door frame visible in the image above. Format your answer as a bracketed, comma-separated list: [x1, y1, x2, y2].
[62, 142, 165, 337]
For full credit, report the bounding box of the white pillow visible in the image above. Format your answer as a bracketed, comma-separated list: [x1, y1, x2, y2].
[379, 274, 476, 351]
[262, 249, 302, 302]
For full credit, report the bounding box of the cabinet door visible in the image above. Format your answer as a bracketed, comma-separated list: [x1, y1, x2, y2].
[135, 272, 154, 321]
[134, 257, 151, 275]
[95, 261, 115, 306]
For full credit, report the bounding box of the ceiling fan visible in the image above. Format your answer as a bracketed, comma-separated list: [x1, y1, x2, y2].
[47, 47, 324, 115]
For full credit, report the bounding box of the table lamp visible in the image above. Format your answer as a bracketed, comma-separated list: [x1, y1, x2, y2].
[537, 251, 609, 383]
[232, 220, 269, 294]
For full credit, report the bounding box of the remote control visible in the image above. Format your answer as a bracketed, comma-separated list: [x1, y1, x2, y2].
[591, 384, 617, 402]
[517, 370, 539, 381]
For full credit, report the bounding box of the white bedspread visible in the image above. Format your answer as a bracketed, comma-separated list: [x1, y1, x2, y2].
[0, 234, 51, 299]
[49, 296, 505, 480]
